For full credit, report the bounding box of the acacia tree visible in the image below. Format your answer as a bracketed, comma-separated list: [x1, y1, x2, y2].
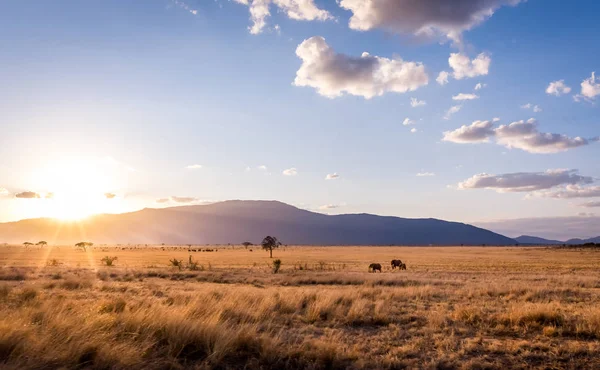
[261, 236, 281, 258]
[242, 241, 253, 249]
[75, 242, 93, 251]
[23, 242, 33, 248]
[36, 241, 47, 247]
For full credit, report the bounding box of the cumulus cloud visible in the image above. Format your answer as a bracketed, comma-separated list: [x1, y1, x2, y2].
[402, 118, 415, 126]
[417, 172, 435, 177]
[546, 80, 571, 96]
[410, 128, 418, 133]
[495, 119, 590, 153]
[156, 198, 170, 204]
[580, 201, 600, 208]
[449, 53, 491, 80]
[325, 173, 340, 180]
[443, 118, 595, 153]
[444, 105, 462, 120]
[492, 117, 500, 122]
[104, 193, 116, 199]
[530, 185, 600, 199]
[436, 71, 449, 85]
[452, 93, 479, 100]
[294, 36, 429, 99]
[234, 0, 331, 35]
[443, 120, 495, 143]
[15, 191, 41, 199]
[283, 168, 298, 176]
[474, 82, 486, 90]
[410, 98, 427, 107]
[338, 0, 522, 43]
[171, 196, 198, 203]
[186, 164, 202, 169]
[458, 169, 593, 193]
[575, 72, 600, 102]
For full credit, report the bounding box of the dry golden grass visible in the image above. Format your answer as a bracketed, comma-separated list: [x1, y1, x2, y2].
[1, 245, 600, 369]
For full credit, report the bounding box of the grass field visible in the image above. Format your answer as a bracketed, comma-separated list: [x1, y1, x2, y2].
[1, 245, 600, 369]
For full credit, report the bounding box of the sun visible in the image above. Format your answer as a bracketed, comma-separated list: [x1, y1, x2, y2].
[32, 157, 124, 220]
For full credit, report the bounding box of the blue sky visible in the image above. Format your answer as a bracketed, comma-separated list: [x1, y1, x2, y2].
[0, 0, 599, 238]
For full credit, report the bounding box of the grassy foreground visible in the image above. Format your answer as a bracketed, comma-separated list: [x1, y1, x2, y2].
[1, 245, 600, 369]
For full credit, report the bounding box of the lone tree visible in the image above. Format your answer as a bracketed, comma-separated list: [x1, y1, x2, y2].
[36, 241, 47, 247]
[23, 242, 33, 248]
[261, 236, 281, 258]
[75, 242, 93, 251]
[242, 241, 253, 249]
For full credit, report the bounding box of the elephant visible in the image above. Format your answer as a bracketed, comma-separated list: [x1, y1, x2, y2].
[369, 263, 382, 272]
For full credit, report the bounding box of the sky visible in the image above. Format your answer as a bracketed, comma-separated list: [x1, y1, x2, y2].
[0, 0, 599, 239]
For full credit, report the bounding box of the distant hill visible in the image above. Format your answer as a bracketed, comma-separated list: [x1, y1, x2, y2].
[0, 200, 518, 245]
[565, 236, 600, 245]
[516, 235, 600, 245]
[515, 235, 564, 245]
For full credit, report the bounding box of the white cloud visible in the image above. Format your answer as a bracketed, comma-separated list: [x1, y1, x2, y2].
[452, 93, 479, 101]
[402, 118, 415, 126]
[444, 118, 595, 153]
[325, 173, 340, 180]
[234, 0, 331, 35]
[443, 120, 495, 143]
[458, 169, 593, 193]
[444, 105, 462, 120]
[417, 172, 435, 177]
[283, 167, 298, 176]
[436, 71, 449, 85]
[410, 97, 427, 107]
[171, 196, 198, 203]
[171, 0, 198, 16]
[257, 165, 268, 171]
[338, 0, 522, 44]
[449, 52, 491, 80]
[521, 103, 542, 113]
[530, 185, 600, 199]
[546, 80, 571, 96]
[294, 37, 429, 99]
[186, 164, 202, 169]
[575, 72, 600, 102]
[319, 204, 342, 210]
[410, 128, 418, 133]
[492, 117, 500, 122]
[474, 82, 486, 90]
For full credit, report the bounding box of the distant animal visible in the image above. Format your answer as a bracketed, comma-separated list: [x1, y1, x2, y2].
[391, 259, 403, 269]
[369, 263, 382, 273]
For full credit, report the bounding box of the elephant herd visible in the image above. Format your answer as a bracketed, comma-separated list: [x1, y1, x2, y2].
[368, 259, 407, 272]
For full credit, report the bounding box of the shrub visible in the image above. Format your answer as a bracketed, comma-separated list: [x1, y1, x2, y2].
[101, 256, 118, 266]
[47, 259, 60, 266]
[169, 259, 183, 270]
[272, 259, 282, 274]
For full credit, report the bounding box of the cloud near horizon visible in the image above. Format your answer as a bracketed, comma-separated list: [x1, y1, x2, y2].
[294, 36, 429, 99]
[233, 0, 331, 35]
[171, 196, 198, 203]
[15, 191, 41, 199]
[528, 185, 600, 199]
[338, 0, 522, 44]
[443, 118, 595, 153]
[458, 169, 593, 193]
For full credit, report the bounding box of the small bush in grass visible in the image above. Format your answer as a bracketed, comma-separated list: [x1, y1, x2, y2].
[18, 288, 37, 303]
[273, 259, 282, 274]
[47, 259, 60, 267]
[101, 256, 118, 266]
[169, 258, 183, 270]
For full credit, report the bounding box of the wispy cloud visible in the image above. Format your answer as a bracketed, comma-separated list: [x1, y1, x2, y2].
[171, 196, 198, 204]
[186, 164, 202, 169]
[444, 105, 462, 120]
[325, 173, 340, 180]
[416, 172, 435, 177]
[15, 191, 41, 199]
[452, 93, 479, 101]
[410, 97, 426, 107]
[283, 168, 298, 176]
[457, 169, 593, 193]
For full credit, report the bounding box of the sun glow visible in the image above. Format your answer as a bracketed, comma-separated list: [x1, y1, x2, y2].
[28, 157, 128, 220]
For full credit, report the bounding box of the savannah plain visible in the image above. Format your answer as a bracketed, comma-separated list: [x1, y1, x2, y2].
[1, 245, 600, 369]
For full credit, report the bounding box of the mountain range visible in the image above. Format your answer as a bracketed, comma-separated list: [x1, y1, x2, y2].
[0, 200, 597, 246]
